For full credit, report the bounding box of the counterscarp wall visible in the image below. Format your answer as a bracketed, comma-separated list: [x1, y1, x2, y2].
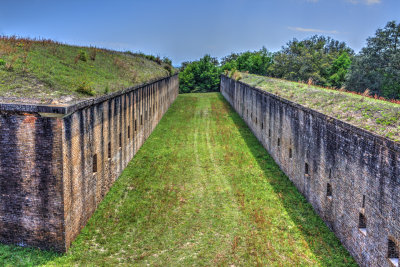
[0, 74, 179, 252]
[221, 75, 400, 267]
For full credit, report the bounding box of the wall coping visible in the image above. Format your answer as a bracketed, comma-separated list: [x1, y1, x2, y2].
[0, 74, 178, 115]
[222, 75, 400, 153]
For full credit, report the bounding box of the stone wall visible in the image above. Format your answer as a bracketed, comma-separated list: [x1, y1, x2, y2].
[0, 74, 179, 252]
[221, 75, 400, 267]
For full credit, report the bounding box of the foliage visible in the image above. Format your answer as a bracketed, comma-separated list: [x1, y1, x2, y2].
[162, 56, 172, 66]
[346, 21, 400, 99]
[0, 58, 5, 66]
[270, 35, 353, 86]
[75, 79, 95, 95]
[328, 51, 352, 88]
[78, 50, 88, 62]
[221, 47, 273, 76]
[179, 54, 222, 93]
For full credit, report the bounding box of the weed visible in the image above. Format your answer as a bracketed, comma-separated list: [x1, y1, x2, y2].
[0, 59, 5, 66]
[163, 64, 172, 75]
[89, 48, 97, 61]
[78, 50, 88, 62]
[103, 85, 110, 94]
[75, 79, 95, 96]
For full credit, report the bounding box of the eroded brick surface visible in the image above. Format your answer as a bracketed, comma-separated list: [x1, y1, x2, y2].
[221, 75, 400, 267]
[0, 75, 179, 252]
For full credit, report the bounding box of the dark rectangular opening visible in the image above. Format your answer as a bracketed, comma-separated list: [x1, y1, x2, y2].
[362, 195, 366, 208]
[135, 120, 137, 131]
[289, 148, 292, 159]
[119, 133, 122, 148]
[93, 154, 97, 173]
[327, 183, 332, 197]
[108, 142, 111, 159]
[358, 213, 367, 229]
[268, 129, 271, 138]
[141, 114, 143, 125]
[388, 239, 399, 265]
[261, 122, 264, 129]
[128, 125, 130, 139]
[255, 117, 257, 124]
[305, 163, 309, 175]
[277, 138, 280, 147]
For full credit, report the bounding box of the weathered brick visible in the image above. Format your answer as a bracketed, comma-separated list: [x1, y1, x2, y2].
[0, 75, 179, 252]
[221, 75, 400, 267]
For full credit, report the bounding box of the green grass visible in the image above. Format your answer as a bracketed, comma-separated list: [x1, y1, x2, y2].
[0, 93, 356, 266]
[0, 37, 172, 103]
[239, 72, 400, 142]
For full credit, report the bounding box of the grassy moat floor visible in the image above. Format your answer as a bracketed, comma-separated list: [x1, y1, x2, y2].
[0, 93, 356, 266]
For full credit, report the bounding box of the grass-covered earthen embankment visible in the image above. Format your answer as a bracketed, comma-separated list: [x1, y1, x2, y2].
[0, 36, 173, 104]
[237, 72, 400, 142]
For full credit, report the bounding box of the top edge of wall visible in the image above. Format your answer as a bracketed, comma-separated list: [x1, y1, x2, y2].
[0, 74, 178, 116]
[221, 75, 400, 152]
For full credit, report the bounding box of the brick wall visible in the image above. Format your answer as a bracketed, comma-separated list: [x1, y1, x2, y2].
[0, 113, 64, 251]
[0, 74, 179, 252]
[221, 75, 400, 267]
[62, 75, 179, 251]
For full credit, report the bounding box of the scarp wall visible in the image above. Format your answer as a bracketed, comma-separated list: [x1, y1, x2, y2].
[0, 74, 179, 252]
[221, 75, 400, 267]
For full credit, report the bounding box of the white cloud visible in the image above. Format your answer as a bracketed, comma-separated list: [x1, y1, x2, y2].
[288, 27, 340, 34]
[347, 0, 382, 5]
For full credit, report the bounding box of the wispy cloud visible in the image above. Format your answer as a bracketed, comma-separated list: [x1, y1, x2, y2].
[288, 27, 339, 34]
[347, 0, 382, 5]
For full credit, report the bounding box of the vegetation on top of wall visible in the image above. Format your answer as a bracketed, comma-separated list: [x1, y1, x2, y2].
[237, 72, 400, 142]
[0, 36, 175, 104]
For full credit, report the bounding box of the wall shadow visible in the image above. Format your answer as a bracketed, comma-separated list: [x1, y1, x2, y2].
[216, 93, 356, 266]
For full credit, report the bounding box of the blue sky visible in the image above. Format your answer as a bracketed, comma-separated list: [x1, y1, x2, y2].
[1, 0, 399, 65]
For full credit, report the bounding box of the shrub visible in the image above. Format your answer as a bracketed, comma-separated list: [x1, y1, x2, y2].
[162, 56, 172, 66]
[0, 59, 5, 66]
[164, 65, 172, 75]
[79, 50, 88, 62]
[76, 79, 95, 95]
[155, 56, 162, 65]
[90, 49, 97, 61]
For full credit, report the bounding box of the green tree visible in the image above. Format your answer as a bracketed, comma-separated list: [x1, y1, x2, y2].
[346, 21, 400, 99]
[221, 47, 273, 76]
[179, 55, 222, 93]
[270, 36, 353, 86]
[328, 51, 352, 88]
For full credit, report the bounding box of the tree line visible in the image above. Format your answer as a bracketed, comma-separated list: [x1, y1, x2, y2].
[179, 21, 400, 100]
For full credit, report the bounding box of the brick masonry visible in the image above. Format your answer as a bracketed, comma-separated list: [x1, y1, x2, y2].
[221, 75, 400, 267]
[0, 74, 179, 252]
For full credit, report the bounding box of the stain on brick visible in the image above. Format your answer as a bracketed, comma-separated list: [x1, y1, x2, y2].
[0, 75, 179, 252]
[221, 75, 400, 267]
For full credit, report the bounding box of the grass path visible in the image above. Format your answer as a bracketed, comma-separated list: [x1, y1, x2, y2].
[0, 93, 356, 266]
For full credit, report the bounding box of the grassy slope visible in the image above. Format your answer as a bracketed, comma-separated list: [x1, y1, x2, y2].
[239, 73, 400, 142]
[0, 37, 171, 103]
[0, 93, 356, 266]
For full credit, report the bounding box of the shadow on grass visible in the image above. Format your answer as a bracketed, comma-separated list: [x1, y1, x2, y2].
[216, 93, 356, 266]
